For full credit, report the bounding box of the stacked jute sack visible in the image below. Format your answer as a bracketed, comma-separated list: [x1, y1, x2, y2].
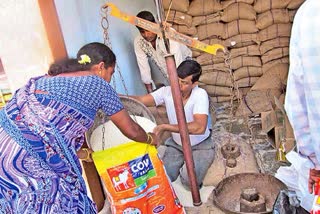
[163, 0, 305, 116]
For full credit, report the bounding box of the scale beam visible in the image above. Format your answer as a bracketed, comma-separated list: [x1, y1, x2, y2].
[102, 3, 225, 55]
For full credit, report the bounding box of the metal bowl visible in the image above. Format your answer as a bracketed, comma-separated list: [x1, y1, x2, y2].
[85, 95, 156, 147]
[212, 173, 287, 214]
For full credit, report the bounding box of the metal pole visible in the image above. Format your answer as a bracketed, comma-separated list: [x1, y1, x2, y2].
[165, 55, 202, 206]
[155, 0, 170, 53]
[154, 0, 201, 205]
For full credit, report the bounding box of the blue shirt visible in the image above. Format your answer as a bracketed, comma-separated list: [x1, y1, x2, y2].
[35, 75, 123, 119]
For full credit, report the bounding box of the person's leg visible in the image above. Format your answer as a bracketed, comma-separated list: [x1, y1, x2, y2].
[180, 136, 215, 189]
[162, 137, 184, 182]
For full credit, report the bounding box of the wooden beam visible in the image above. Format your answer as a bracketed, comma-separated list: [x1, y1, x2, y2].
[82, 161, 106, 211]
[38, 0, 67, 60]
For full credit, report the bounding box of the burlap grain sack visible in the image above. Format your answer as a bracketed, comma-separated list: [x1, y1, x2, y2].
[230, 45, 261, 59]
[203, 132, 259, 187]
[172, 24, 197, 36]
[202, 63, 229, 72]
[254, 0, 291, 13]
[197, 22, 225, 40]
[192, 50, 202, 58]
[163, 0, 189, 13]
[261, 47, 289, 64]
[289, 10, 297, 22]
[230, 56, 262, 70]
[260, 37, 290, 54]
[164, 10, 192, 27]
[220, 0, 255, 9]
[221, 3, 256, 23]
[197, 52, 225, 65]
[206, 34, 259, 49]
[256, 9, 290, 30]
[262, 57, 289, 73]
[237, 87, 251, 98]
[258, 23, 292, 42]
[277, 93, 286, 107]
[236, 76, 260, 88]
[199, 71, 232, 87]
[224, 20, 259, 39]
[200, 85, 232, 96]
[210, 95, 232, 103]
[233, 66, 263, 81]
[224, 33, 260, 48]
[235, 89, 282, 116]
[188, 0, 221, 16]
[251, 63, 289, 91]
[192, 12, 221, 27]
[287, 0, 306, 9]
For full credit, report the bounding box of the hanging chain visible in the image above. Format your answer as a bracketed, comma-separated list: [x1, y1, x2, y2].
[223, 48, 242, 146]
[100, 7, 144, 150]
[100, 7, 129, 96]
[102, 123, 106, 150]
[224, 46, 252, 146]
[100, 7, 130, 150]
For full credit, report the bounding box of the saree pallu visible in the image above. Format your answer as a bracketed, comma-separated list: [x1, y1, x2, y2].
[0, 77, 96, 213]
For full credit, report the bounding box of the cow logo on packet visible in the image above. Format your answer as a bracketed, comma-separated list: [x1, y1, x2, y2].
[107, 154, 156, 192]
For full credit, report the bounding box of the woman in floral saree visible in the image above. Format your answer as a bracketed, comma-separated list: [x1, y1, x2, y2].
[0, 42, 158, 213]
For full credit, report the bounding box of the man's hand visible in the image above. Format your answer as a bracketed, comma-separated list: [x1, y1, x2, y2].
[309, 168, 320, 194]
[145, 83, 153, 93]
[153, 124, 167, 139]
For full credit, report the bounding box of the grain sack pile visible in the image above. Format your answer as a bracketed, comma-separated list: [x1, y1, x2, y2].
[162, 0, 305, 116]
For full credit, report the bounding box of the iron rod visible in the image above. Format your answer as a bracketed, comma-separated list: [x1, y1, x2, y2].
[165, 54, 202, 206]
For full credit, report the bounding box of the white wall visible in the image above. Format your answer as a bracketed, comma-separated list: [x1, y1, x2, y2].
[0, 0, 53, 92]
[55, 0, 157, 95]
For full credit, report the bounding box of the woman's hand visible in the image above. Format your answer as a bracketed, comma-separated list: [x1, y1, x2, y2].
[77, 148, 94, 162]
[147, 132, 160, 147]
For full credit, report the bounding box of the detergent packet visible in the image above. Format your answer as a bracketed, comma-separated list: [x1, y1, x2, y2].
[311, 181, 320, 214]
[92, 141, 185, 214]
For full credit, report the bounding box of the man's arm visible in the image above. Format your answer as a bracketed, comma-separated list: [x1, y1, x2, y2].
[153, 114, 208, 137]
[153, 87, 209, 137]
[130, 93, 156, 107]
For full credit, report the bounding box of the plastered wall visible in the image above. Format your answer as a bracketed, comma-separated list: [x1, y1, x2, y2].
[55, 0, 157, 95]
[0, 1, 53, 92]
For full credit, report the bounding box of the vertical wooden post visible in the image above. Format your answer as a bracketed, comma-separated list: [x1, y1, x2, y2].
[37, 0, 67, 60]
[82, 161, 106, 211]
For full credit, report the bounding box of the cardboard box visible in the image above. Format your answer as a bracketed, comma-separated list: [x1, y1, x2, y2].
[261, 109, 295, 152]
[261, 110, 283, 133]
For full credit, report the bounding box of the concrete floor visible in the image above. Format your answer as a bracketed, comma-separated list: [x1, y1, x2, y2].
[183, 103, 288, 214]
